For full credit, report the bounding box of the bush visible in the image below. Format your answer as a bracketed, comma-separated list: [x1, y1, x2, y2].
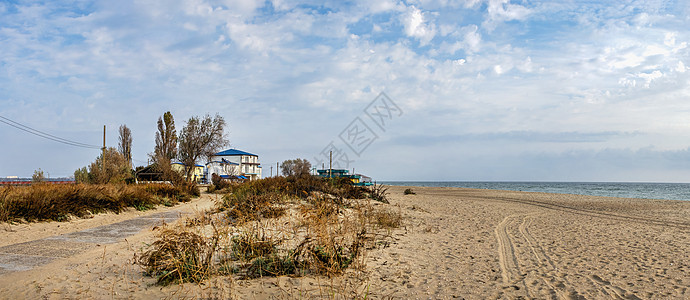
[404, 188, 416, 195]
[85, 147, 133, 184]
[210, 173, 231, 191]
[221, 191, 285, 223]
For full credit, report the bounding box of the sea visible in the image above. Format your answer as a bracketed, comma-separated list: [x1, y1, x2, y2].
[379, 181, 690, 202]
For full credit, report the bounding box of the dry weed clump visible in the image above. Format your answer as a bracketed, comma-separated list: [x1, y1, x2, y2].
[220, 191, 286, 224]
[371, 208, 403, 229]
[0, 183, 197, 223]
[136, 220, 224, 285]
[230, 231, 278, 261]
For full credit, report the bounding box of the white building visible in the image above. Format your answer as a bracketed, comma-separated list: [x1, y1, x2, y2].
[207, 149, 262, 181]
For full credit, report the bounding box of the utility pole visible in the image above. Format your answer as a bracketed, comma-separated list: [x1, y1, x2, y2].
[329, 150, 332, 178]
[270, 165, 273, 177]
[102, 125, 106, 172]
[276, 162, 279, 177]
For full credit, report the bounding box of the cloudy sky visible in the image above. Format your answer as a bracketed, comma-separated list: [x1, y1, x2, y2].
[2, 0, 690, 182]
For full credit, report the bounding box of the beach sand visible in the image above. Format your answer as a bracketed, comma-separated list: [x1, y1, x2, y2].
[1, 185, 689, 299]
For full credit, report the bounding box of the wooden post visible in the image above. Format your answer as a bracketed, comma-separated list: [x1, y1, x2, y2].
[102, 125, 106, 172]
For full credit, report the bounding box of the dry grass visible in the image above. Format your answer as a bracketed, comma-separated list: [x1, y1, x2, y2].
[371, 207, 403, 229]
[0, 183, 197, 223]
[135, 176, 402, 293]
[135, 218, 225, 285]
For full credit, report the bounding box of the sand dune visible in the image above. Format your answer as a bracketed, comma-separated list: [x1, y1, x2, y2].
[1, 186, 688, 299]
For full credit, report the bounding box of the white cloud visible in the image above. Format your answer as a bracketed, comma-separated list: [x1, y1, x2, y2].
[364, 0, 401, 14]
[483, 0, 530, 30]
[439, 24, 481, 54]
[637, 70, 664, 88]
[219, 0, 264, 16]
[402, 6, 436, 45]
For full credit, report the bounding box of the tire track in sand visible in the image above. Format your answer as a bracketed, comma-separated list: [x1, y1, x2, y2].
[474, 194, 690, 230]
[494, 214, 531, 296]
[517, 213, 574, 299]
[495, 215, 519, 283]
[513, 213, 638, 299]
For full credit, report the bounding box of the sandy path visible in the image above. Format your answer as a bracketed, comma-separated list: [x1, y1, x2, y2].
[0, 192, 219, 299]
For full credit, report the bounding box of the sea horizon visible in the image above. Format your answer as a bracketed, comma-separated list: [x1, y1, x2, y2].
[380, 181, 690, 202]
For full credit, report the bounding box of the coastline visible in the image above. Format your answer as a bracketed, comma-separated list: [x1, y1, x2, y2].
[1, 185, 688, 299]
[381, 181, 690, 201]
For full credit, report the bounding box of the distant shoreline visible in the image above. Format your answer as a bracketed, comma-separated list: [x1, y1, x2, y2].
[380, 181, 690, 201]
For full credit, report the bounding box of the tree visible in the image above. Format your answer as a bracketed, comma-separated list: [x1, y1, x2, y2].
[88, 147, 132, 184]
[74, 166, 89, 183]
[178, 114, 229, 181]
[281, 158, 312, 177]
[153, 111, 177, 164]
[32, 168, 47, 183]
[118, 124, 133, 168]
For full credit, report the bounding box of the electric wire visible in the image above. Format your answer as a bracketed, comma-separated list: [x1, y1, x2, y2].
[0, 115, 102, 149]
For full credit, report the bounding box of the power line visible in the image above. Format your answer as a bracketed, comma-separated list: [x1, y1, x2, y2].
[0, 115, 102, 149]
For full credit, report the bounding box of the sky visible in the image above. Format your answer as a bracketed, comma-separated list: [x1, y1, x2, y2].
[2, 0, 690, 182]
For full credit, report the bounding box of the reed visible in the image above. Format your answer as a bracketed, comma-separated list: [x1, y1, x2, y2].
[0, 183, 197, 223]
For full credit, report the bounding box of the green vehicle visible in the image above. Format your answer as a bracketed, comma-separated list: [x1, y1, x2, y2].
[316, 169, 373, 186]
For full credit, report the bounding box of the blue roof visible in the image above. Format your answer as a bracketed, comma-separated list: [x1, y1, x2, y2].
[207, 160, 239, 165]
[172, 162, 204, 167]
[214, 149, 258, 157]
[219, 175, 248, 179]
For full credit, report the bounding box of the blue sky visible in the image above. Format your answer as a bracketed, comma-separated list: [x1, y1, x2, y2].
[2, 0, 690, 182]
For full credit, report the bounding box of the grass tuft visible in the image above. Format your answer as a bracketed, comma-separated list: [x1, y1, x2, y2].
[136, 221, 222, 285]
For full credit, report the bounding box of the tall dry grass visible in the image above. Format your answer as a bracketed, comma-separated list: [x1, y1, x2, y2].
[0, 183, 197, 223]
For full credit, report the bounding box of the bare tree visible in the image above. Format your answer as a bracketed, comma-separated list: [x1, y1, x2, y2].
[281, 158, 312, 177]
[178, 114, 229, 181]
[118, 124, 133, 168]
[153, 111, 177, 164]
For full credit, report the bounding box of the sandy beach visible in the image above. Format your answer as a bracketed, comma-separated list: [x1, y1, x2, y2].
[1, 185, 689, 299]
